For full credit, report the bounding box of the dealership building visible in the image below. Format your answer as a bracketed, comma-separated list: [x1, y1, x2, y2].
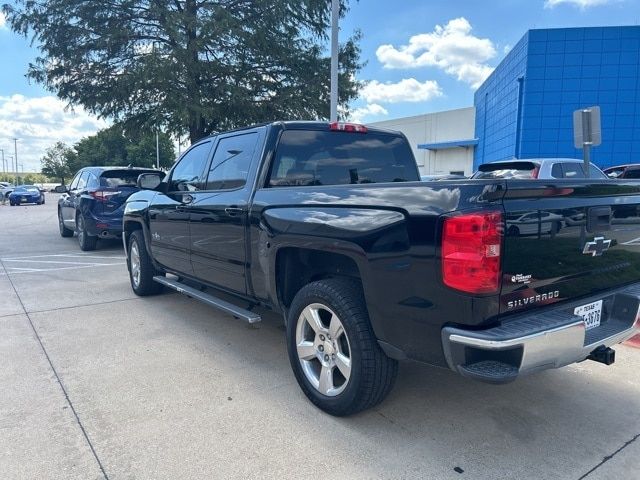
[372, 25, 640, 176]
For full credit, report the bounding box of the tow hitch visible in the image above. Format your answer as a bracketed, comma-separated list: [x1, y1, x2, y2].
[587, 346, 616, 365]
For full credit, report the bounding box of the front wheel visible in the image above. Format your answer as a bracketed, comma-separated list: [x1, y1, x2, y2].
[286, 278, 398, 416]
[128, 230, 163, 296]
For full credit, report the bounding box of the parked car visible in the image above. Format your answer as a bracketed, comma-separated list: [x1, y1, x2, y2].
[472, 158, 608, 179]
[8, 185, 45, 205]
[0, 181, 14, 201]
[123, 121, 640, 416]
[603, 164, 640, 179]
[506, 211, 564, 236]
[57, 166, 162, 251]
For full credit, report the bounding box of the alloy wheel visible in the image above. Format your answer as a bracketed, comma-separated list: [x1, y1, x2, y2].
[295, 303, 352, 397]
[130, 241, 141, 288]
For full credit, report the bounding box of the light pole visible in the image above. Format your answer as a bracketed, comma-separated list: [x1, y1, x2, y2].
[0, 148, 4, 173]
[6, 155, 13, 182]
[12, 138, 18, 185]
[330, 0, 339, 122]
[156, 130, 160, 169]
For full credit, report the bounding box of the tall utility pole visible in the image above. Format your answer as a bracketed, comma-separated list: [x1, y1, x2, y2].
[156, 131, 160, 169]
[13, 138, 18, 184]
[329, 0, 339, 122]
[0, 148, 4, 173]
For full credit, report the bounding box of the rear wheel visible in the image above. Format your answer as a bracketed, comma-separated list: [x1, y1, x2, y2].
[128, 230, 163, 296]
[77, 214, 98, 251]
[58, 209, 74, 237]
[286, 278, 398, 416]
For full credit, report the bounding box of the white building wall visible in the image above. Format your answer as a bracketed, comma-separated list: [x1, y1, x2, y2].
[370, 107, 476, 176]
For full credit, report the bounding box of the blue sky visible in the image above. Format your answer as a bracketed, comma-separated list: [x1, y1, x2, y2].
[0, 0, 639, 170]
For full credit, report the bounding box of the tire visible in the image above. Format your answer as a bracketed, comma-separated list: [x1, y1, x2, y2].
[77, 214, 98, 251]
[127, 230, 163, 296]
[507, 225, 520, 236]
[286, 278, 398, 416]
[58, 209, 74, 237]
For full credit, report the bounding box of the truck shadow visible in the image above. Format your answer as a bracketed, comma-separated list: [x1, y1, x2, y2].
[144, 292, 640, 479]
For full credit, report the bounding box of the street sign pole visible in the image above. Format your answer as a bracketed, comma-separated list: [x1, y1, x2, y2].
[581, 109, 592, 178]
[573, 106, 601, 180]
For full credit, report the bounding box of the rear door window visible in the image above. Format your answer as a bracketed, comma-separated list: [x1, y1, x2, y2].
[76, 172, 89, 191]
[624, 169, 640, 179]
[268, 130, 419, 187]
[205, 133, 258, 190]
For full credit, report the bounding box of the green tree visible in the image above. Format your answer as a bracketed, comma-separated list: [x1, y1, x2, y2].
[41, 141, 72, 185]
[3, 1, 363, 144]
[69, 125, 175, 171]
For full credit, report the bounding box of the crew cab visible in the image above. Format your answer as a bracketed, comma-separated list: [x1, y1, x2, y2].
[123, 121, 640, 416]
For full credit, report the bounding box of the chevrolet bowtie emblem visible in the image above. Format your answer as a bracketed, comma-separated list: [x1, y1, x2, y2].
[583, 237, 611, 257]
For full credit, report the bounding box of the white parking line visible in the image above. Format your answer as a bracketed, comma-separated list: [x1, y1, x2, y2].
[0, 252, 125, 276]
[622, 236, 640, 246]
[5, 259, 115, 265]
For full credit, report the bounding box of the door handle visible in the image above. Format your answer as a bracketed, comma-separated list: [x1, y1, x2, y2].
[225, 206, 244, 216]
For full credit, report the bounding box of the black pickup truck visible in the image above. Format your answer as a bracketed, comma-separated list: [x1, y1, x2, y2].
[123, 121, 640, 416]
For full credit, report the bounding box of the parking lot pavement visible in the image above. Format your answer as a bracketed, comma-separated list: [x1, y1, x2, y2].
[1, 197, 639, 479]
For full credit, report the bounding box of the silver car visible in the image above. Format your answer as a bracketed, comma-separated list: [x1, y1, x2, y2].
[472, 158, 608, 180]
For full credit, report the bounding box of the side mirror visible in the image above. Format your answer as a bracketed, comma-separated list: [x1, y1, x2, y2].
[54, 185, 68, 193]
[137, 173, 164, 190]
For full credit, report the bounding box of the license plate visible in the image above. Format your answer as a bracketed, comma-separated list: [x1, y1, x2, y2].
[574, 300, 603, 330]
[21, 196, 26, 201]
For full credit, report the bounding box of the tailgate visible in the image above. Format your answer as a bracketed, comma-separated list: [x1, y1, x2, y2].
[500, 180, 640, 314]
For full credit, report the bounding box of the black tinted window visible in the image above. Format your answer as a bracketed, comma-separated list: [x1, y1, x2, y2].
[551, 163, 563, 178]
[171, 142, 211, 191]
[206, 133, 258, 190]
[268, 130, 419, 187]
[472, 162, 539, 179]
[100, 170, 159, 187]
[624, 169, 640, 179]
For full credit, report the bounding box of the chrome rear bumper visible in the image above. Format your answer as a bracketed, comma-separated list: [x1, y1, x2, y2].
[442, 283, 640, 384]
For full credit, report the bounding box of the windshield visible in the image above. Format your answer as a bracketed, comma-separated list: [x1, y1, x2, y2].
[100, 170, 158, 188]
[14, 185, 39, 193]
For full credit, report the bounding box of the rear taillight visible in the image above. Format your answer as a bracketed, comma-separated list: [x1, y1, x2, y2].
[531, 167, 540, 179]
[90, 190, 120, 202]
[442, 211, 503, 294]
[329, 122, 368, 133]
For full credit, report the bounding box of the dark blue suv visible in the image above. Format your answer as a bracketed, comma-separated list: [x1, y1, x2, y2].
[57, 166, 161, 251]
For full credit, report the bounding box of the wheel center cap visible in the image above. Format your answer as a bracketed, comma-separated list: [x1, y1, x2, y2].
[323, 341, 335, 356]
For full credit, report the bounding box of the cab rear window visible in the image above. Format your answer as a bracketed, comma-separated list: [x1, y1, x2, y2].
[268, 130, 419, 187]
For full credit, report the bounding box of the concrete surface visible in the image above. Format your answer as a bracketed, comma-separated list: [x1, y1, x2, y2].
[1, 196, 639, 479]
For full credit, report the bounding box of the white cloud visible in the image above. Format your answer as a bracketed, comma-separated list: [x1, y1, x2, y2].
[0, 11, 6, 29]
[360, 78, 443, 104]
[375, 17, 496, 88]
[348, 103, 389, 124]
[545, 0, 615, 8]
[0, 95, 109, 171]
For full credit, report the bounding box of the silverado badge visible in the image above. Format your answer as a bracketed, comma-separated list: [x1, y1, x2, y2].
[583, 237, 611, 257]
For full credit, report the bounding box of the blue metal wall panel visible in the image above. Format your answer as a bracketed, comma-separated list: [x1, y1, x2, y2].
[474, 26, 640, 169]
